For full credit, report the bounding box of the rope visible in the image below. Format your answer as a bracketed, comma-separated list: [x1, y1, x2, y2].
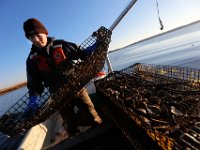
[155, 0, 164, 30]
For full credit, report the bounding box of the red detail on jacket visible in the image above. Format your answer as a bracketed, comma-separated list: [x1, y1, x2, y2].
[31, 45, 67, 73]
[52, 47, 67, 65]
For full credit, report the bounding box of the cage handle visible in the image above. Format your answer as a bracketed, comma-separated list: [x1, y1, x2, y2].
[106, 0, 137, 72]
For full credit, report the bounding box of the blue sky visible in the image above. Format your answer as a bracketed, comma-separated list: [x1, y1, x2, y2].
[1, 0, 200, 89]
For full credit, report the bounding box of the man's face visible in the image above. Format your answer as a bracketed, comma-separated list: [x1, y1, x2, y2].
[29, 33, 48, 48]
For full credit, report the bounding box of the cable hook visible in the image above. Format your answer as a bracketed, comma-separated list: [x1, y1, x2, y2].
[156, 0, 164, 30]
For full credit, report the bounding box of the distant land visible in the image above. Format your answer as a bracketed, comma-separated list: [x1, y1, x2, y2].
[0, 82, 27, 96]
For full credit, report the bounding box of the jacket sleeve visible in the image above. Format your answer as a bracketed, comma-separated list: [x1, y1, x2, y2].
[26, 57, 44, 96]
[60, 40, 87, 60]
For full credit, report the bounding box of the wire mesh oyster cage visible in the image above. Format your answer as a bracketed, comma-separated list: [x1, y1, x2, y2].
[0, 26, 112, 136]
[0, 88, 51, 136]
[95, 63, 200, 150]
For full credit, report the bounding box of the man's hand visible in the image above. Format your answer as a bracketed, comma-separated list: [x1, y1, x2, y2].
[28, 95, 41, 111]
[22, 95, 41, 118]
[84, 42, 99, 55]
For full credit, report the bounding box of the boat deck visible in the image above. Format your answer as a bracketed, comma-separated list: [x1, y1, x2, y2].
[43, 122, 134, 150]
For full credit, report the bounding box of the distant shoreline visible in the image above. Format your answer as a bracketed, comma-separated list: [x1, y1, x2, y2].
[0, 82, 27, 96]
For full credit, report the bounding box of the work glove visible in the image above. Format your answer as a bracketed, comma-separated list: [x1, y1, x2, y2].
[22, 95, 41, 118]
[84, 42, 99, 55]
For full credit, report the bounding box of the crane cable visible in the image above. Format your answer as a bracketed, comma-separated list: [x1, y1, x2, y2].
[156, 0, 164, 30]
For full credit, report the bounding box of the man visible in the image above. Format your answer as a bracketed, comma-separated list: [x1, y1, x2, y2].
[23, 18, 102, 137]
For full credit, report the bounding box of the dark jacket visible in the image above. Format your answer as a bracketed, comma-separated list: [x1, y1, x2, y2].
[26, 37, 87, 96]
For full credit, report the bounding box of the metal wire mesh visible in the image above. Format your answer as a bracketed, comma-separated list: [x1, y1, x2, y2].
[95, 63, 200, 150]
[123, 63, 200, 89]
[0, 26, 112, 136]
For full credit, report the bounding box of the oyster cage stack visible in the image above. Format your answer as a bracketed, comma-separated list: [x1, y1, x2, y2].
[95, 63, 200, 150]
[0, 26, 112, 136]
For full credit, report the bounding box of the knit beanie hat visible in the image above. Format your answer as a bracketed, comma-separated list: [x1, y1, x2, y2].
[23, 18, 48, 39]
